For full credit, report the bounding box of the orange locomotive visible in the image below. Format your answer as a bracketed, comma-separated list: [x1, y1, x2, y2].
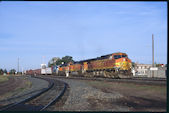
[58, 52, 132, 78]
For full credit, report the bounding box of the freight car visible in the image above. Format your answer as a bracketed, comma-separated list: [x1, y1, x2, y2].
[58, 52, 132, 78]
[41, 64, 52, 75]
[26, 68, 52, 75]
[41, 68, 52, 75]
[26, 69, 41, 75]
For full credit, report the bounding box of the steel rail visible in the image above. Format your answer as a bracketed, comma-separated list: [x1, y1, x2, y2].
[0, 76, 67, 111]
[0, 76, 54, 111]
[48, 75, 166, 86]
[40, 82, 67, 111]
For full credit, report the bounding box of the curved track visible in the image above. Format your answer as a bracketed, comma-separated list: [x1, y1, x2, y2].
[49, 75, 166, 86]
[0, 76, 67, 111]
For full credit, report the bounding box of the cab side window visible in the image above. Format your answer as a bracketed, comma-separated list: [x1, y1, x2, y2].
[122, 55, 127, 58]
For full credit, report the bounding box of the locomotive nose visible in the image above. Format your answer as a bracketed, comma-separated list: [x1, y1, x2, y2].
[120, 58, 131, 70]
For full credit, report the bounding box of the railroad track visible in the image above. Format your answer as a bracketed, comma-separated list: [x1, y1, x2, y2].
[47, 75, 166, 86]
[0, 76, 67, 111]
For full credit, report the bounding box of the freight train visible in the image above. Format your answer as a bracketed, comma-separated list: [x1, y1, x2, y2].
[26, 68, 52, 75]
[58, 52, 132, 78]
[26, 64, 52, 75]
[26, 52, 132, 78]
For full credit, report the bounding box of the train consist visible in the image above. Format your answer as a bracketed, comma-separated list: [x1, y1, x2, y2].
[26, 52, 132, 78]
[26, 69, 41, 75]
[26, 68, 52, 75]
[58, 52, 132, 78]
[26, 64, 52, 75]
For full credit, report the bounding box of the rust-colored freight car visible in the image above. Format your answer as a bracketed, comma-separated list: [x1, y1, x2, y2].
[26, 69, 41, 75]
[26, 70, 33, 75]
[33, 69, 41, 75]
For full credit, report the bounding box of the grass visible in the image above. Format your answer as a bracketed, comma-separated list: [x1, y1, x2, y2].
[0, 78, 32, 100]
[0, 76, 9, 82]
[10, 80, 32, 93]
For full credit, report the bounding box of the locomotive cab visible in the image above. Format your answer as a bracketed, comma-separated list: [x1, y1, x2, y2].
[113, 53, 132, 71]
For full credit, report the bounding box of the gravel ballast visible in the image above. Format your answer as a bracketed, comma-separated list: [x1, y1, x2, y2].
[52, 78, 129, 111]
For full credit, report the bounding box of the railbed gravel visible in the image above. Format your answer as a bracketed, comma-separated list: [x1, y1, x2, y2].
[52, 78, 129, 111]
[0, 75, 49, 107]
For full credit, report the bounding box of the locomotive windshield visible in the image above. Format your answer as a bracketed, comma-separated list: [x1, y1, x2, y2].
[114, 55, 127, 59]
[114, 55, 121, 59]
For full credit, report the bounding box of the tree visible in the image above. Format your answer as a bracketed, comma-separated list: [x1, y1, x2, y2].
[0, 68, 4, 75]
[55, 59, 64, 65]
[48, 57, 60, 67]
[48, 55, 74, 67]
[9, 69, 16, 74]
[3, 69, 7, 74]
[61, 56, 74, 65]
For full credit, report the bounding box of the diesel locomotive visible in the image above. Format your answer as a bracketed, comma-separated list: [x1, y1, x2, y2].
[58, 52, 132, 78]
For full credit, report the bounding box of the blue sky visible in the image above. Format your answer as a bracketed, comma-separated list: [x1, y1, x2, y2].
[0, 1, 167, 71]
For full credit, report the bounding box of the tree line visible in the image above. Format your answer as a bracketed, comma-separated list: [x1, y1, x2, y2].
[0, 69, 16, 75]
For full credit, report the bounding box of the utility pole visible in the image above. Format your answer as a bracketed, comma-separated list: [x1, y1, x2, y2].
[22, 67, 24, 75]
[17, 57, 19, 74]
[152, 34, 154, 78]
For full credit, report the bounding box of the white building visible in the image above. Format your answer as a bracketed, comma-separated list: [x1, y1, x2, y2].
[134, 63, 166, 78]
[135, 63, 152, 76]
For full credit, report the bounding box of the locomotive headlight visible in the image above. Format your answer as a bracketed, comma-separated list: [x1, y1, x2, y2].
[123, 58, 125, 61]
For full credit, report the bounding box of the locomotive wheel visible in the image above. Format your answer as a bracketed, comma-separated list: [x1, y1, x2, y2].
[104, 71, 113, 78]
[84, 71, 93, 78]
[118, 70, 132, 78]
[86, 71, 94, 77]
[103, 71, 107, 78]
[99, 71, 105, 77]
